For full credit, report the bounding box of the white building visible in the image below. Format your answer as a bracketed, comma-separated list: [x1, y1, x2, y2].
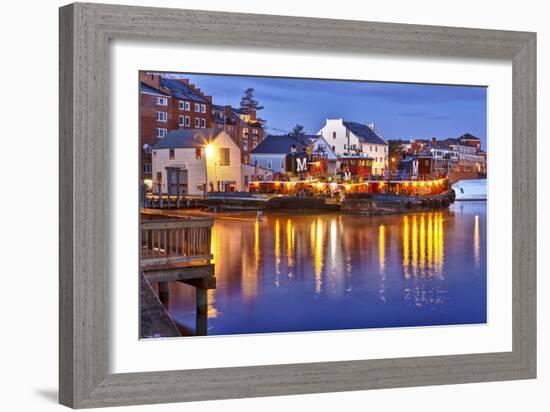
[318, 118, 389, 175]
[152, 129, 243, 196]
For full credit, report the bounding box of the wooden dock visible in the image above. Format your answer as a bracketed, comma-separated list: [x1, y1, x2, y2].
[140, 214, 215, 337]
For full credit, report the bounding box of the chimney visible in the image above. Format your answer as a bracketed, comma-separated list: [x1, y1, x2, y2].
[366, 122, 375, 131]
[224, 105, 233, 121]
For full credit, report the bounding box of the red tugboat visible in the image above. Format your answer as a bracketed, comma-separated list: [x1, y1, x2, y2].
[341, 155, 456, 213]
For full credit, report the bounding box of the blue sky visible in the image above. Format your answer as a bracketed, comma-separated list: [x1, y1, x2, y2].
[172, 73, 487, 147]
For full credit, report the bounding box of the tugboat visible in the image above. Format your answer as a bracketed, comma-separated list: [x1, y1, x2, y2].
[341, 155, 455, 214]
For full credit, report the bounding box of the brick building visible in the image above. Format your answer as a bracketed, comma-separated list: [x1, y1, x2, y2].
[139, 72, 213, 180]
[211, 104, 265, 164]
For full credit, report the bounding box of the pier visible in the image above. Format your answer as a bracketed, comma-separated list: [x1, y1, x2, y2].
[140, 214, 215, 337]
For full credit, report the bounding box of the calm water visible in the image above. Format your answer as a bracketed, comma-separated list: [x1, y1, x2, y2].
[166, 202, 487, 336]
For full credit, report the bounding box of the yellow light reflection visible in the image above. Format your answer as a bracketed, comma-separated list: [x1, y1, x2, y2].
[242, 220, 260, 301]
[402, 212, 445, 279]
[378, 225, 386, 272]
[275, 219, 281, 285]
[419, 215, 426, 274]
[315, 219, 324, 294]
[286, 219, 294, 271]
[403, 216, 410, 278]
[474, 215, 480, 268]
[411, 216, 418, 277]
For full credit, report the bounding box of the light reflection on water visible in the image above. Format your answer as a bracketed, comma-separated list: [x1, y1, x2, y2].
[167, 202, 487, 336]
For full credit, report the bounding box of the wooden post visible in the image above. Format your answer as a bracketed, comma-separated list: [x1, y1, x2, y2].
[158, 281, 170, 308]
[196, 287, 208, 336]
[176, 170, 180, 209]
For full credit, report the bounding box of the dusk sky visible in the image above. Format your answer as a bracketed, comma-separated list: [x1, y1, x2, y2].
[176, 73, 487, 148]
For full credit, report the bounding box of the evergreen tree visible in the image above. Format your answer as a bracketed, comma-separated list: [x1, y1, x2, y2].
[290, 124, 305, 137]
[239, 88, 264, 114]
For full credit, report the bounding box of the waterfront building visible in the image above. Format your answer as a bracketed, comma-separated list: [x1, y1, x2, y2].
[211, 104, 265, 164]
[250, 134, 337, 176]
[151, 129, 243, 196]
[318, 118, 389, 175]
[140, 72, 213, 180]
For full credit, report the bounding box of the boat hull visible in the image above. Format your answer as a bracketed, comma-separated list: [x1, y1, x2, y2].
[342, 189, 456, 214]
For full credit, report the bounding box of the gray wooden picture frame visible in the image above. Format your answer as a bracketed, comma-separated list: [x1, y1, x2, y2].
[59, 2, 536, 408]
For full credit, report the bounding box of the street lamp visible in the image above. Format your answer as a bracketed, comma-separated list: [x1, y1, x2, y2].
[204, 143, 217, 193]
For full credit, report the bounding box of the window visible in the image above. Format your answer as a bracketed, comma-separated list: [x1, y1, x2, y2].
[185, 116, 190, 127]
[143, 164, 151, 173]
[178, 100, 184, 110]
[253, 141, 257, 149]
[156, 96, 168, 106]
[156, 172, 162, 183]
[194, 103, 200, 112]
[185, 101, 190, 111]
[244, 175, 249, 186]
[156, 128, 167, 138]
[332, 145, 335, 152]
[253, 128, 258, 135]
[201, 118, 206, 128]
[370, 145, 372, 151]
[201, 104, 206, 113]
[156, 112, 167, 122]
[178, 115, 184, 127]
[195, 147, 202, 159]
[243, 140, 248, 151]
[375, 146, 378, 152]
[169, 149, 175, 160]
[333, 131, 336, 139]
[280, 159, 284, 169]
[194, 118, 200, 128]
[219, 148, 230, 166]
[243, 128, 249, 137]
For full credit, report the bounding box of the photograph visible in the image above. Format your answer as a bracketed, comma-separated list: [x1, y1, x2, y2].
[138, 71, 487, 338]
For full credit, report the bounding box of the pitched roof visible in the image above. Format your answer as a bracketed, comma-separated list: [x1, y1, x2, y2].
[140, 82, 170, 96]
[459, 133, 481, 141]
[250, 135, 309, 154]
[153, 129, 224, 150]
[343, 121, 387, 145]
[160, 78, 209, 103]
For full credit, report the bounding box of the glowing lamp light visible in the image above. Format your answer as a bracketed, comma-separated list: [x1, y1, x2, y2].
[205, 143, 215, 158]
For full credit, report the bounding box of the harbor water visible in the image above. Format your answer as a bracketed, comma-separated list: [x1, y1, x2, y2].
[166, 201, 487, 336]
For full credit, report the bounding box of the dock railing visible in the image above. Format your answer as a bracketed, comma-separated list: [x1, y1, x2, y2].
[140, 218, 213, 267]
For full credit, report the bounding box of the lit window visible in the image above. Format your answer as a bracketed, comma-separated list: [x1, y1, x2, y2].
[156, 112, 167, 122]
[219, 148, 230, 166]
[156, 96, 168, 106]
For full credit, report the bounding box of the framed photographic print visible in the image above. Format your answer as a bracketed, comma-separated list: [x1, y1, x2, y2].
[59, 2, 536, 408]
